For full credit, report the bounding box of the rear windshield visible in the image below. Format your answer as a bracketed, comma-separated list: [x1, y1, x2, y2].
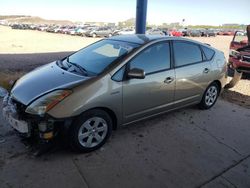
[66, 40, 139, 75]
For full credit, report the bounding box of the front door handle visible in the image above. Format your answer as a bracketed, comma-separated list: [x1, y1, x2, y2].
[203, 68, 210, 74]
[164, 77, 174, 84]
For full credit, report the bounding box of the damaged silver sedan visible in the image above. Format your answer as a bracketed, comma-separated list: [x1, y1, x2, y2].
[2, 35, 227, 152]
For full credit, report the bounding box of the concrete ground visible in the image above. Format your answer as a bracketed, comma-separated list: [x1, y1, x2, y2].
[0, 98, 250, 188]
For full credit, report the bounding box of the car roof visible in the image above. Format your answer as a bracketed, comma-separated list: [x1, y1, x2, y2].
[109, 34, 168, 45]
[108, 34, 217, 51]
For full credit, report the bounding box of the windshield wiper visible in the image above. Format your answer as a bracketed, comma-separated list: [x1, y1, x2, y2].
[66, 57, 88, 76]
[56, 60, 68, 70]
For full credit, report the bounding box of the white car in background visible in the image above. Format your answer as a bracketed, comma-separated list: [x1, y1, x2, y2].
[113, 28, 135, 35]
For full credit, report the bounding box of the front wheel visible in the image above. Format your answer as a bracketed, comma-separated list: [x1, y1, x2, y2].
[69, 109, 112, 152]
[199, 83, 220, 110]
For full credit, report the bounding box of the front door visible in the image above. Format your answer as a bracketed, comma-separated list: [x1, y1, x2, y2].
[122, 41, 175, 124]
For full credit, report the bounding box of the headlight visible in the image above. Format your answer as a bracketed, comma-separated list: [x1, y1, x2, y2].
[25, 90, 72, 115]
[229, 50, 240, 58]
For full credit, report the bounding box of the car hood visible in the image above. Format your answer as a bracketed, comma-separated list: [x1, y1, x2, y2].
[11, 61, 89, 105]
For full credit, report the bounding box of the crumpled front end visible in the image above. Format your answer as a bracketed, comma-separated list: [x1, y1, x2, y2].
[2, 94, 70, 141]
[229, 45, 250, 73]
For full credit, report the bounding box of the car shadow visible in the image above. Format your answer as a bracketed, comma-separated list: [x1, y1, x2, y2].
[0, 51, 74, 72]
[221, 90, 250, 109]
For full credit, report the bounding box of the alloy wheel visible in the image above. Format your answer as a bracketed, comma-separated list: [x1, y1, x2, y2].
[205, 86, 218, 106]
[78, 117, 108, 148]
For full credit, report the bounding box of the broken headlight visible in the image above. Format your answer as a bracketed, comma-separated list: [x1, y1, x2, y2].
[25, 90, 72, 116]
[229, 50, 241, 58]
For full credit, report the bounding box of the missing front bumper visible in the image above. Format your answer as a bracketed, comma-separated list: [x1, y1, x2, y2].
[3, 106, 30, 134]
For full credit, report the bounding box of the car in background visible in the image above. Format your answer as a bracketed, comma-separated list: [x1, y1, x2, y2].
[179, 29, 188, 37]
[74, 26, 88, 36]
[218, 30, 235, 36]
[189, 30, 202, 37]
[38, 25, 48, 31]
[11, 24, 31, 30]
[229, 31, 250, 74]
[113, 28, 135, 36]
[147, 28, 165, 35]
[204, 29, 217, 37]
[46, 26, 59, 33]
[2, 35, 227, 152]
[65, 26, 77, 35]
[78, 26, 98, 37]
[170, 30, 183, 37]
[11, 24, 24, 29]
[86, 27, 113, 38]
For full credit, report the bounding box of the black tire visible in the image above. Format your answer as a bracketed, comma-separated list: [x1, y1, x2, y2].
[199, 82, 220, 110]
[69, 109, 112, 152]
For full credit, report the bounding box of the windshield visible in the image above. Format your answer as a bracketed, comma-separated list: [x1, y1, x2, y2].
[64, 40, 139, 75]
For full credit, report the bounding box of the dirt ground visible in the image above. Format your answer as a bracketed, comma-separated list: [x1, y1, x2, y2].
[0, 26, 100, 53]
[0, 25, 249, 108]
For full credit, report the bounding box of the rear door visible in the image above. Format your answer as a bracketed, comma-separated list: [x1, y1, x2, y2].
[173, 41, 213, 107]
[122, 41, 175, 123]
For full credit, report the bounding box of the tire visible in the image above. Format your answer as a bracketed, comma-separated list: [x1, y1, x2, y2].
[92, 33, 97, 38]
[69, 109, 112, 152]
[199, 82, 220, 110]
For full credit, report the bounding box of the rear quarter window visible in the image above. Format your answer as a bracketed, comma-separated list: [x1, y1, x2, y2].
[201, 46, 215, 60]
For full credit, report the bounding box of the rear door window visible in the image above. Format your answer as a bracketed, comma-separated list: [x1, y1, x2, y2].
[173, 41, 203, 67]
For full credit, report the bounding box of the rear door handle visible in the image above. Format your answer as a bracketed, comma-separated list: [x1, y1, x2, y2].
[164, 77, 174, 84]
[203, 68, 210, 74]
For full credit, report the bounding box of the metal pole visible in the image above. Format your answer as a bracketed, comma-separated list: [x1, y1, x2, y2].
[135, 0, 148, 34]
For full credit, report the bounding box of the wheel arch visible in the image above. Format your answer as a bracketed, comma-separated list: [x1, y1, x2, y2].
[77, 107, 118, 130]
[212, 80, 222, 93]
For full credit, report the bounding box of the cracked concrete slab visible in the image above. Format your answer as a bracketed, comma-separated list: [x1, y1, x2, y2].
[177, 99, 250, 157]
[0, 99, 250, 188]
[222, 157, 250, 187]
[202, 176, 237, 188]
[202, 156, 250, 188]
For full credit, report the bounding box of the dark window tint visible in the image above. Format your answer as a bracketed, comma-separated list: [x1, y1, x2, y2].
[201, 46, 215, 60]
[173, 41, 202, 67]
[130, 42, 170, 74]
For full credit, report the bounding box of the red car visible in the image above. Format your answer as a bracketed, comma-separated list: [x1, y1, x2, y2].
[170, 30, 183, 37]
[228, 31, 250, 73]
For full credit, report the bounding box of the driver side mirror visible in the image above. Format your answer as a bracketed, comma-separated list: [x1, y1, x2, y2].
[127, 68, 145, 79]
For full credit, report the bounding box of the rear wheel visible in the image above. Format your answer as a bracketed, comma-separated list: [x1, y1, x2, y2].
[199, 82, 220, 110]
[69, 109, 112, 152]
